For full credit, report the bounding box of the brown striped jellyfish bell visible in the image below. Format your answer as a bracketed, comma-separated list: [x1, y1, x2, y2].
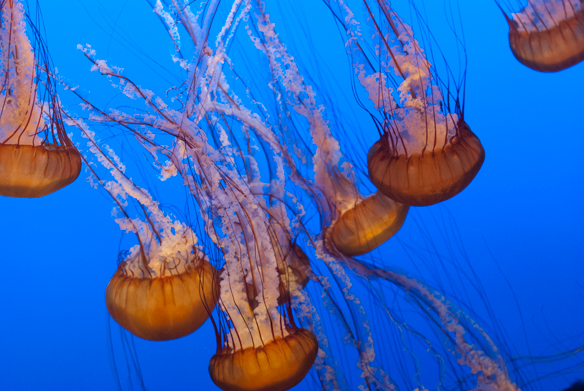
[326, 190, 409, 256]
[0, 0, 81, 197]
[105, 232, 220, 341]
[501, 0, 584, 72]
[368, 114, 485, 207]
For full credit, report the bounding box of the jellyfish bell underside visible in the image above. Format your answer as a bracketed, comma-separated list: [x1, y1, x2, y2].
[105, 257, 220, 341]
[0, 144, 82, 198]
[327, 191, 409, 256]
[368, 121, 485, 207]
[508, 5, 584, 72]
[209, 328, 318, 391]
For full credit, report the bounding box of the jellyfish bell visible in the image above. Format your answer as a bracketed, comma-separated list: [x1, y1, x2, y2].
[0, 0, 81, 198]
[105, 246, 220, 341]
[368, 118, 485, 207]
[326, 191, 409, 256]
[503, 0, 584, 72]
[0, 143, 82, 198]
[207, 205, 319, 391]
[209, 327, 318, 391]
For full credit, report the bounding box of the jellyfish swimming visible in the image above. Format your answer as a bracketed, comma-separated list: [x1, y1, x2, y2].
[64, 1, 516, 390]
[0, 0, 81, 197]
[209, 328, 318, 391]
[320, 0, 485, 207]
[501, 0, 584, 72]
[326, 191, 408, 256]
[68, 119, 221, 342]
[41, 0, 583, 390]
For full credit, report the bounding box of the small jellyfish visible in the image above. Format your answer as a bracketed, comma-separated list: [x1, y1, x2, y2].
[0, 0, 81, 197]
[503, 0, 584, 72]
[234, 3, 409, 257]
[326, 191, 408, 256]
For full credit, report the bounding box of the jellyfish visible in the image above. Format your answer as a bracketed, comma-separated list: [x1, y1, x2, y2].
[316, 0, 485, 207]
[58, 0, 582, 390]
[0, 0, 81, 197]
[500, 0, 584, 72]
[227, 0, 410, 257]
[67, 118, 220, 341]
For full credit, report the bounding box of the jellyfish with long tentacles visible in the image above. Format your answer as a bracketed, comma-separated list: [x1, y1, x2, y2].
[321, 0, 485, 207]
[0, 0, 81, 197]
[498, 0, 584, 72]
[66, 115, 221, 342]
[60, 0, 582, 390]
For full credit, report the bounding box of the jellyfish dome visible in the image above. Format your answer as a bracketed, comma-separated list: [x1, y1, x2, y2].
[506, 0, 584, 72]
[209, 328, 318, 391]
[368, 120, 485, 206]
[0, 0, 81, 197]
[101, 184, 220, 341]
[327, 3, 488, 207]
[106, 251, 220, 341]
[326, 191, 408, 256]
[72, 125, 221, 341]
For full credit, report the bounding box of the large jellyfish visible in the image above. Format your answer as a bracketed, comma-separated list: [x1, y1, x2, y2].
[70, 122, 221, 341]
[0, 0, 81, 197]
[320, 0, 485, 207]
[500, 0, 584, 72]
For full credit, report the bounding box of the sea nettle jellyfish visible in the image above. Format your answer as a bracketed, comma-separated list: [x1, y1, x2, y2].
[67, 119, 220, 341]
[321, 0, 484, 207]
[500, 0, 584, 72]
[61, 0, 573, 390]
[0, 0, 81, 197]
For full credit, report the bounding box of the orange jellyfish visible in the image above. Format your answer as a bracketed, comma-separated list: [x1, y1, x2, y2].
[326, 191, 408, 256]
[231, 2, 409, 257]
[368, 120, 485, 207]
[106, 247, 220, 341]
[334, 2, 486, 206]
[198, 160, 318, 391]
[501, 0, 584, 72]
[70, 124, 220, 341]
[0, 0, 81, 197]
[207, 213, 318, 391]
[209, 328, 318, 391]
